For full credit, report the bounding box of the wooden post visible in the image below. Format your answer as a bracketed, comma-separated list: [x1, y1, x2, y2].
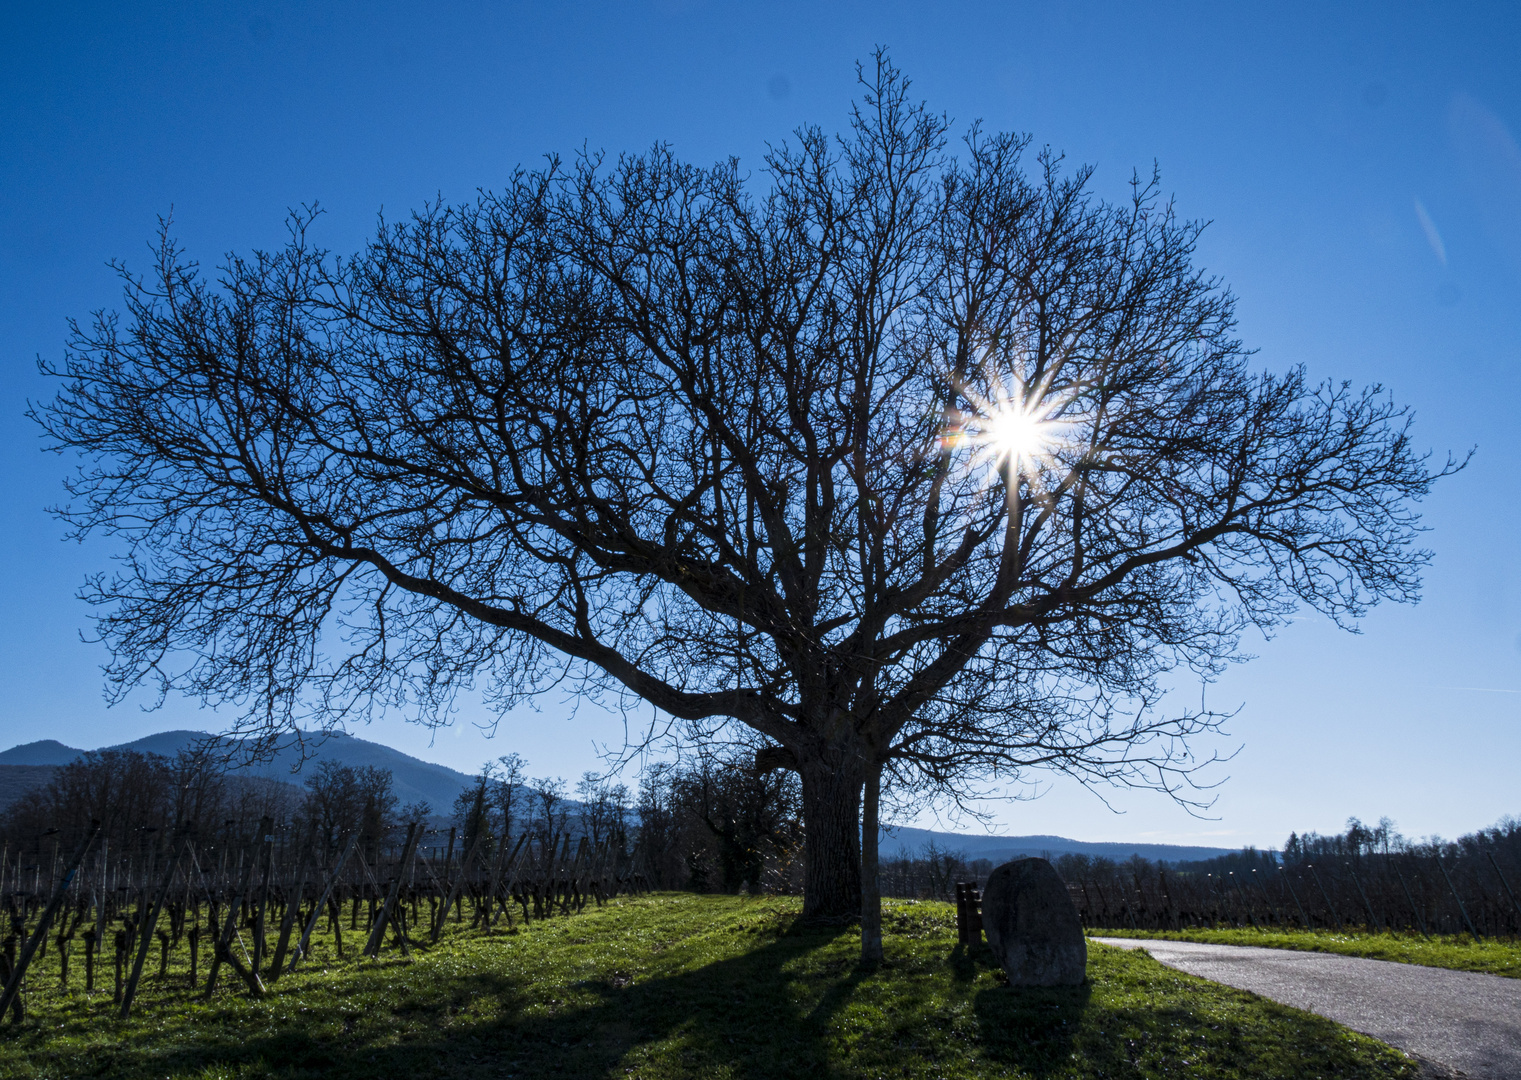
[493, 835, 531, 923]
[364, 823, 421, 958]
[95, 840, 108, 947]
[480, 832, 516, 927]
[1486, 851, 1521, 923]
[112, 929, 125, 1005]
[1390, 858, 1428, 936]
[287, 833, 358, 974]
[1250, 869, 1282, 926]
[267, 835, 316, 981]
[83, 928, 97, 993]
[204, 817, 270, 999]
[121, 827, 190, 1019]
[328, 898, 344, 959]
[1436, 855, 1481, 940]
[1306, 865, 1343, 931]
[1279, 866, 1311, 928]
[0, 821, 99, 1023]
[57, 929, 70, 990]
[252, 836, 274, 975]
[431, 831, 486, 942]
[1345, 861, 1382, 931]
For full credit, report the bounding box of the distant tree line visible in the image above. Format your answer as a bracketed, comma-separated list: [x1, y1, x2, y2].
[0, 748, 299, 858]
[0, 747, 437, 860]
[882, 814, 1520, 939]
[1282, 814, 1521, 867]
[0, 744, 808, 898]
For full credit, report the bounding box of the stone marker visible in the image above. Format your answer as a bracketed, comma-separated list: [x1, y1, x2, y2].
[980, 857, 1086, 986]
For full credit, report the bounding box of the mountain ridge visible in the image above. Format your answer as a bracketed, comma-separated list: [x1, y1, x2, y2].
[876, 824, 1235, 864]
[0, 730, 476, 811]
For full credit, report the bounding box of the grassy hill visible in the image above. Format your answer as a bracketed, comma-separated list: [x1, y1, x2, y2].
[0, 894, 1419, 1079]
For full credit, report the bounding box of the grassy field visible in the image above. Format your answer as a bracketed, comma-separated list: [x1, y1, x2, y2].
[1086, 925, 1521, 979]
[0, 894, 1423, 1079]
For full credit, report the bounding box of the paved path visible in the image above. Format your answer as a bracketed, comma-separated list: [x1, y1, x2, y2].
[1094, 937, 1521, 1079]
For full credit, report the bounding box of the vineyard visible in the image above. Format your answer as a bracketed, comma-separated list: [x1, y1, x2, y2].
[875, 842, 1521, 941]
[0, 816, 650, 1023]
[869, 814, 1521, 941]
[1057, 848, 1521, 937]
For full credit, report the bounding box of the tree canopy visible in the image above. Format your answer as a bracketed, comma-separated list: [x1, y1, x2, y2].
[37, 55, 1458, 943]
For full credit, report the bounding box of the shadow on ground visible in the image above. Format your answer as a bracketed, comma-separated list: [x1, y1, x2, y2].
[10, 921, 1104, 1080]
[949, 942, 1088, 1077]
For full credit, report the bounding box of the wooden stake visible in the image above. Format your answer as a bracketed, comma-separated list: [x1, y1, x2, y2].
[267, 833, 317, 981]
[204, 818, 271, 999]
[431, 830, 485, 942]
[120, 827, 191, 1018]
[364, 823, 421, 958]
[286, 832, 358, 974]
[0, 821, 99, 1024]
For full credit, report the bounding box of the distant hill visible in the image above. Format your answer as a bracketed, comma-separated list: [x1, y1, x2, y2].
[120, 730, 478, 811]
[0, 740, 83, 766]
[0, 730, 477, 813]
[877, 824, 1234, 865]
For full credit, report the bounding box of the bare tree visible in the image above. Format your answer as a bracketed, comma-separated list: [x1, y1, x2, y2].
[529, 777, 569, 845]
[453, 752, 529, 852]
[489, 753, 529, 843]
[299, 761, 396, 857]
[451, 778, 493, 854]
[36, 53, 1459, 954]
[574, 771, 629, 847]
[669, 753, 803, 895]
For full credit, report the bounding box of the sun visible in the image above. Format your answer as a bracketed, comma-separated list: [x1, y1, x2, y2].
[944, 370, 1074, 487]
[981, 402, 1052, 471]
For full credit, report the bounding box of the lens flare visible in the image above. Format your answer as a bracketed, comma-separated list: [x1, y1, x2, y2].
[940, 369, 1076, 490]
[983, 404, 1049, 469]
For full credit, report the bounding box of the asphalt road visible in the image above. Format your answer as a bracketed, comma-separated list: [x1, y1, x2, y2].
[1093, 937, 1521, 1079]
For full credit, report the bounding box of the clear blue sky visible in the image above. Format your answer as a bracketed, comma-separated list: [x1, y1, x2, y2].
[1, 2, 1517, 848]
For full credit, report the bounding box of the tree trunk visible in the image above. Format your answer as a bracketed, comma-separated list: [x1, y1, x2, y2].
[860, 763, 883, 963]
[799, 755, 864, 919]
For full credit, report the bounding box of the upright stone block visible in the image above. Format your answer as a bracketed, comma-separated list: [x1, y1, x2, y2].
[980, 857, 1086, 986]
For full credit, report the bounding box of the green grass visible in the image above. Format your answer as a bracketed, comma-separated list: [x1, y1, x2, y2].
[0, 895, 1422, 1079]
[1087, 925, 1521, 979]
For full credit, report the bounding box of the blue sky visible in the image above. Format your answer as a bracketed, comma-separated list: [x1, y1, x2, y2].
[1, 2, 1517, 848]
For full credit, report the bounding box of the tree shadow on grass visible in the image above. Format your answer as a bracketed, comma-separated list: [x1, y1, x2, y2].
[972, 978, 1092, 1079]
[60, 919, 878, 1080]
[948, 941, 1091, 1078]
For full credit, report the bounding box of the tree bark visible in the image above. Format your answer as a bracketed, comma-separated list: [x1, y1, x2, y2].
[799, 755, 864, 919]
[860, 763, 883, 963]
